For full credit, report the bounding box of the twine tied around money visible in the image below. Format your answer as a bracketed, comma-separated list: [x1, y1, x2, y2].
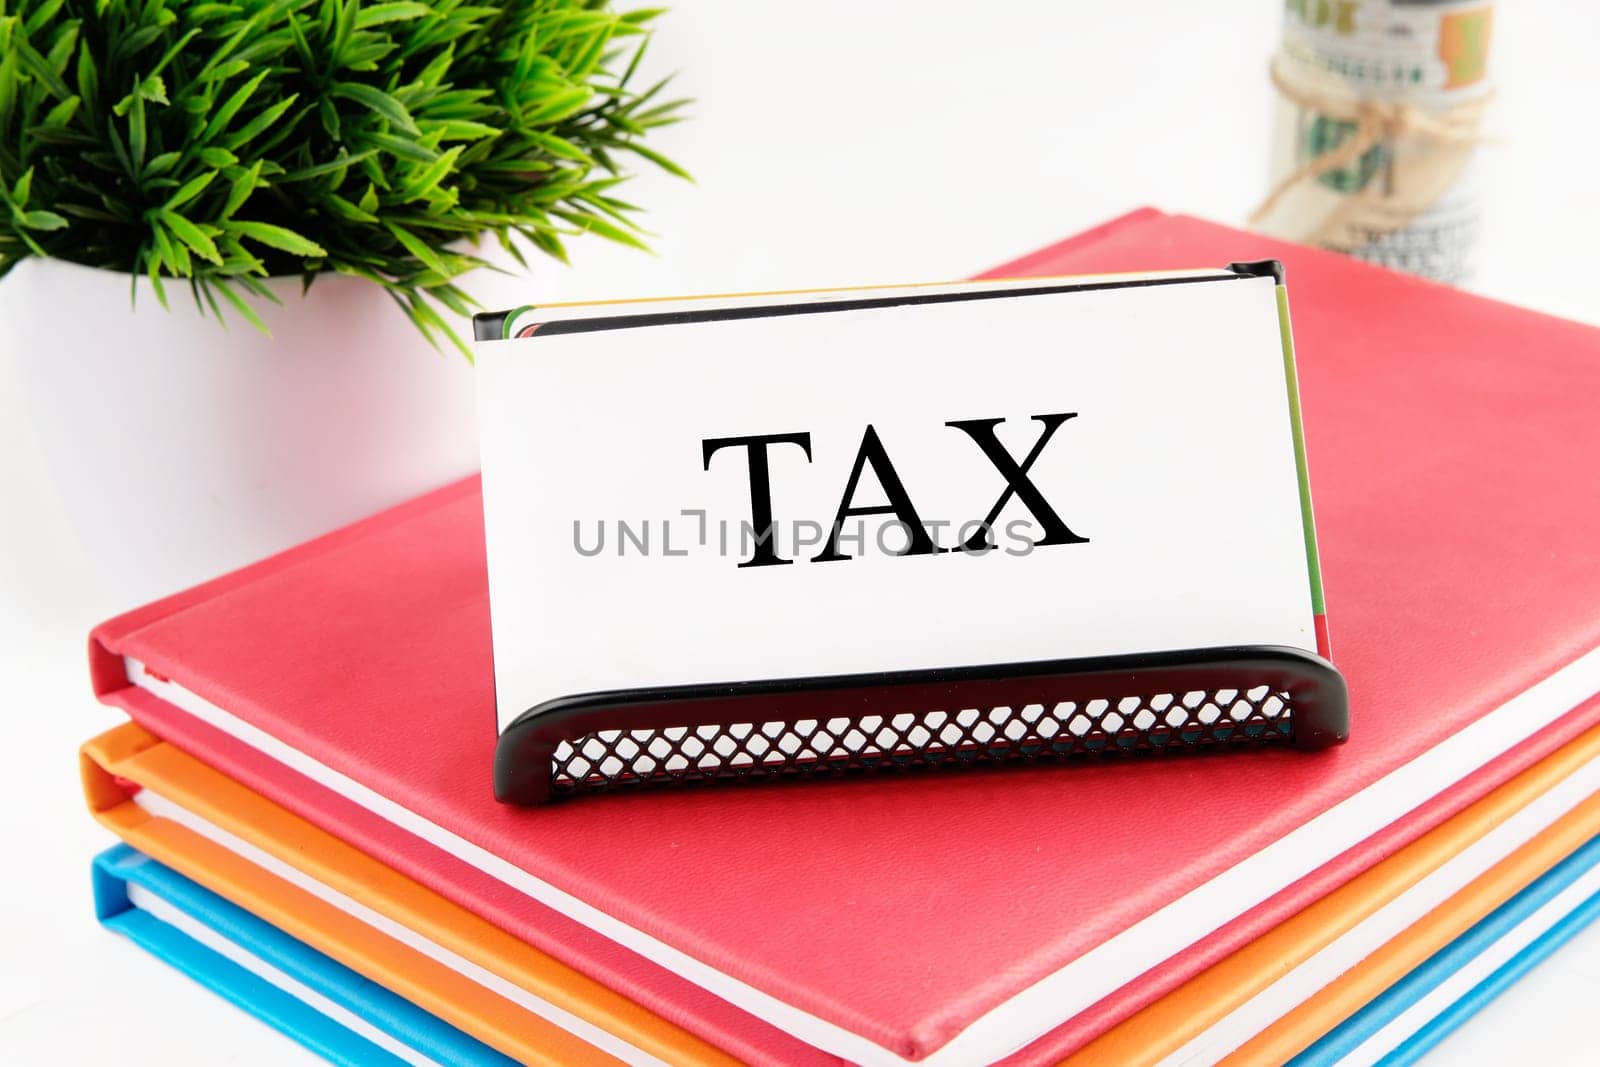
[1250, 55, 1492, 246]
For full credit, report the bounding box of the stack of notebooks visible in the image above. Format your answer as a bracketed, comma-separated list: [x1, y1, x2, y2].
[79, 209, 1600, 1066]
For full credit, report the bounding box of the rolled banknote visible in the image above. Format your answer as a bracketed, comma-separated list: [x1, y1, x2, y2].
[1254, 0, 1494, 284]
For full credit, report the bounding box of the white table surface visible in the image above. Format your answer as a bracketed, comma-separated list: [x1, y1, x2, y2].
[2, 2, 1596, 1063]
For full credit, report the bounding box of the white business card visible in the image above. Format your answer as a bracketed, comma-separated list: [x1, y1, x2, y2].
[476, 268, 1323, 733]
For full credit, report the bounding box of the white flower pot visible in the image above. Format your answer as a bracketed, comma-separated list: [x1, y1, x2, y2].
[0, 256, 531, 607]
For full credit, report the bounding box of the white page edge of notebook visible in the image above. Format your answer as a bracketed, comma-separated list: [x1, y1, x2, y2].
[1338, 858, 1600, 1067]
[1154, 736, 1600, 1067]
[131, 741, 1600, 1067]
[126, 881, 442, 1067]
[128, 789, 669, 1067]
[123, 642, 1600, 1067]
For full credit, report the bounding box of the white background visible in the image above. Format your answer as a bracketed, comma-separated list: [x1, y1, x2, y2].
[2, 2, 1596, 1063]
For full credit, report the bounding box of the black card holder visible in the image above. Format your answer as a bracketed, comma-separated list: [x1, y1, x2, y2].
[494, 646, 1347, 804]
[484, 260, 1344, 804]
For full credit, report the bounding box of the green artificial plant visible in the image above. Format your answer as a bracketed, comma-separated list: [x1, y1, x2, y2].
[0, 0, 686, 354]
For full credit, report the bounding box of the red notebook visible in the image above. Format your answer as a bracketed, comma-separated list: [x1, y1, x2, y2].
[90, 209, 1600, 1066]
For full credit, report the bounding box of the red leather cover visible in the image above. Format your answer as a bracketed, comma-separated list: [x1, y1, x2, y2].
[91, 209, 1600, 1064]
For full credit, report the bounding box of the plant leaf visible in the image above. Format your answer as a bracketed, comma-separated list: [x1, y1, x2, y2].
[13, 35, 72, 100]
[222, 161, 262, 217]
[16, 209, 69, 231]
[143, 150, 182, 176]
[395, 144, 460, 202]
[202, 69, 270, 141]
[211, 278, 271, 334]
[41, 94, 81, 128]
[219, 93, 297, 151]
[367, 131, 437, 162]
[139, 73, 168, 106]
[623, 141, 691, 181]
[354, 2, 431, 28]
[230, 220, 327, 258]
[383, 221, 450, 276]
[164, 171, 216, 210]
[159, 210, 223, 264]
[332, 81, 418, 133]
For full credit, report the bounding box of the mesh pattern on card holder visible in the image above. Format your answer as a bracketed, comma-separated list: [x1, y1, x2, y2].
[548, 685, 1294, 797]
[494, 647, 1348, 804]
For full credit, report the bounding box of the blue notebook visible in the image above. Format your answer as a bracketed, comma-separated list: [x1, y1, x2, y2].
[92, 844, 518, 1067]
[1292, 833, 1600, 1066]
[94, 832, 1600, 1067]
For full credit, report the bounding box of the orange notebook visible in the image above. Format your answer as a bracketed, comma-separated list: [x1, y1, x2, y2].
[1069, 716, 1600, 1065]
[81, 722, 739, 1067]
[83, 716, 1600, 1067]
